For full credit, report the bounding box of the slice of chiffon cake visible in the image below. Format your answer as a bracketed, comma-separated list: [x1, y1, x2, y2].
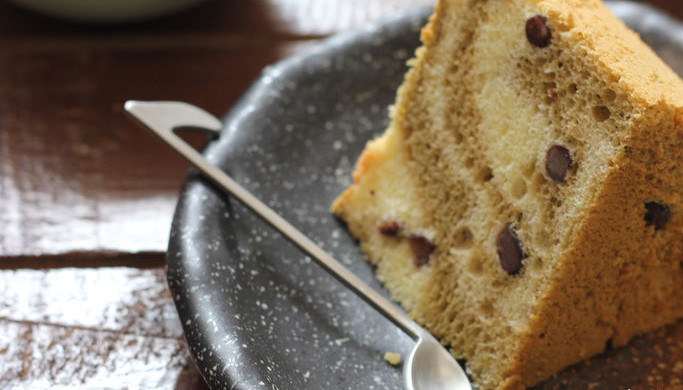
[332, 0, 682, 389]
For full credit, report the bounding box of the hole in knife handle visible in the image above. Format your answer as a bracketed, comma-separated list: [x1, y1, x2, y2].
[172, 126, 220, 151]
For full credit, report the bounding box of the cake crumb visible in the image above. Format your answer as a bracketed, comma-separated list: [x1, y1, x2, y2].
[384, 352, 401, 366]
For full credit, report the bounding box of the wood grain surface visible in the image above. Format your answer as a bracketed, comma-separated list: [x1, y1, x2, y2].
[0, 1, 681, 389]
[0, 268, 199, 389]
[0, 0, 432, 259]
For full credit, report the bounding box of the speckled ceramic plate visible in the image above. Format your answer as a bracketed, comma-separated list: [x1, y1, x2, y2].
[167, 4, 682, 390]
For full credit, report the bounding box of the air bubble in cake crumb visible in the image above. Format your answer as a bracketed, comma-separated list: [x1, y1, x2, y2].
[478, 166, 494, 182]
[510, 177, 528, 199]
[453, 226, 474, 248]
[592, 105, 611, 121]
[465, 156, 475, 168]
[466, 255, 484, 276]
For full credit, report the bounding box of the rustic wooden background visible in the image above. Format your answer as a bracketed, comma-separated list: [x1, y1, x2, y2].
[0, 1, 680, 389]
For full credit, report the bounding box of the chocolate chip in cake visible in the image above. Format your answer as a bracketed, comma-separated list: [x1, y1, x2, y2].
[545, 145, 573, 183]
[644, 201, 671, 230]
[409, 235, 436, 267]
[378, 220, 400, 236]
[496, 224, 525, 275]
[526, 15, 552, 48]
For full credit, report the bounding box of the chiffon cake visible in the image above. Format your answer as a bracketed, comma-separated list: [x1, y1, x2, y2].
[331, 0, 683, 388]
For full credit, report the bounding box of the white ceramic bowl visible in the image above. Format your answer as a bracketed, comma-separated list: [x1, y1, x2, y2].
[6, 0, 207, 23]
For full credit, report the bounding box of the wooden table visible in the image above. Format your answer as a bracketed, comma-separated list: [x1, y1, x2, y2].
[0, 1, 680, 389]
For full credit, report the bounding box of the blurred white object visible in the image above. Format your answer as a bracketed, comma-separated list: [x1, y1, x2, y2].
[6, 0, 207, 23]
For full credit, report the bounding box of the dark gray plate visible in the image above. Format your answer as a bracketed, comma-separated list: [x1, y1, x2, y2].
[167, 4, 682, 390]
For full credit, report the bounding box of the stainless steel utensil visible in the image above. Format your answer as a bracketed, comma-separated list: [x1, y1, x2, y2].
[125, 100, 471, 390]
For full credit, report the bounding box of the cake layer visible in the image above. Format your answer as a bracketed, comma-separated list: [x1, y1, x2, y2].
[332, 126, 434, 311]
[333, 0, 682, 389]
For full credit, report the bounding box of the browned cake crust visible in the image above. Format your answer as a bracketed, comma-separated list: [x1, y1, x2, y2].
[332, 0, 682, 389]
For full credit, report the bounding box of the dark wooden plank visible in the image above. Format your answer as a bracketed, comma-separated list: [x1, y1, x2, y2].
[654, 0, 683, 19]
[0, 319, 196, 389]
[0, 267, 211, 389]
[0, 268, 182, 338]
[0, 0, 677, 39]
[0, 251, 166, 270]
[0, 0, 437, 38]
[0, 41, 305, 258]
[0, 2, 439, 260]
[0, 267, 679, 389]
